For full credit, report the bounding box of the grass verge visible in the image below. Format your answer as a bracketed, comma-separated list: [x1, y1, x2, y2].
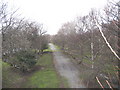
[2, 61, 22, 88]
[25, 53, 61, 88]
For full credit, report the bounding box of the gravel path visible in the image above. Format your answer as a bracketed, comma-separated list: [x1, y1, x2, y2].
[49, 43, 86, 88]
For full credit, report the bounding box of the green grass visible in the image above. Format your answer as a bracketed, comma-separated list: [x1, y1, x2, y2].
[36, 53, 53, 67]
[2, 61, 22, 88]
[2, 54, 61, 88]
[54, 45, 61, 50]
[2, 45, 69, 88]
[27, 69, 60, 88]
[43, 46, 52, 52]
[25, 53, 61, 88]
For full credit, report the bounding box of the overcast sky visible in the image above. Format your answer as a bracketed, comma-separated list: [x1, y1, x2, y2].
[4, 0, 108, 35]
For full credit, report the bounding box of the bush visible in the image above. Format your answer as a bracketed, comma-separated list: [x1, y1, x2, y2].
[41, 44, 48, 51]
[12, 50, 37, 72]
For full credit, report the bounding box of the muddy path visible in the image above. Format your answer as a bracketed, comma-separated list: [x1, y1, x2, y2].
[49, 43, 86, 88]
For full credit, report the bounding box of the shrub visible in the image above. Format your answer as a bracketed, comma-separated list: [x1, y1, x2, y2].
[11, 50, 37, 72]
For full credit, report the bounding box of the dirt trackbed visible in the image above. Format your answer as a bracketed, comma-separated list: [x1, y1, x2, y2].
[49, 43, 86, 88]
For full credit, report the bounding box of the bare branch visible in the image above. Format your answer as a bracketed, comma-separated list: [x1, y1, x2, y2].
[96, 77, 104, 89]
[105, 80, 113, 90]
[95, 20, 120, 60]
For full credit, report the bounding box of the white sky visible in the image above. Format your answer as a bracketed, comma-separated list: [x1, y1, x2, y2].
[3, 0, 108, 35]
